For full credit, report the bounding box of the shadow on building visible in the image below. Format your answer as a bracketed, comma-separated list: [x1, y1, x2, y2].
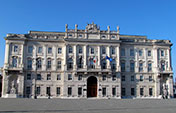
[0, 74, 2, 97]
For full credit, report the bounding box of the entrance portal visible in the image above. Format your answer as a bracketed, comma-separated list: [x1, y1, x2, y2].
[87, 76, 97, 97]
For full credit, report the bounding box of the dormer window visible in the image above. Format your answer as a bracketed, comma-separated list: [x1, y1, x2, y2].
[111, 35, 116, 38]
[79, 34, 83, 38]
[101, 35, 106, 38]
[68, 34, 72, 37]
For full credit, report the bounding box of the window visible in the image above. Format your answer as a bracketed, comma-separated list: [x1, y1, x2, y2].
[130, 62, 135, 72]
[57, 87, 60, 95]
[46, 87, 51, 95]
[36, 58, 42, 69]
[13, 45, 18, 52]
[79, 34, 83, 38]
[67, 58, 73, 69]
[58, 48, 62, 54]
[89, 58, 94, 69]
[68, 87, 72, 96]
[111, 35, 116, 38]
[112, 88, 116, 96]
[112, 75, 116, 81]
[102, 75, 106, 81]
[122, 76, 125, 81]
[57, 60, 62, 69]
[27, 59, 32, 69]
[68, 46, 72, 53]
[122, 88, 126, 96]
[148, 63, 152, 72]
[161, 61, 165, 71]
[47, 59, 51, 69]
[27, 74, 31, 80]
[102, 88, 106, 96]
[121, 61, 125, 72]
[37, 74, 41, 80]
[78, 46, 82, 54]
[149, 76, 152, 82]
[12, 57, 17, 68]
[68, 74, 72, 80]
[139, 49, 143, 56]
[91, 47, 94, 54]
[78, 87, 82, 96]
[38, 47, 42, 53]
[102, 47, 106, 54]
[26, 86, 31, 95]
[148, 50, 151, 56]
[57, 74, 61, 80]
[140, 75, 143, 81]
[111, 47, 115, 55]
[149, 88, 153, 96]
[78, 57, 83, 68]
[130, 49, 134, 56]
[131, 88, 135, 96]
[111, 60, 116, 70]
[68, 34, 72, 37]
[36, 87, 40, 95]
[102, 59, 107, 69]
[48, 47, 52, 54]
[140, 88, 144, 96]
[139, 62, 143, 72]
[131, 76, 134, 81]
[161, 50, 164, 56]
[47, 74, 51, 80]
[78, 75, 82, 81]
[121, 48, 125, 56]
[28, 46, 33, 54]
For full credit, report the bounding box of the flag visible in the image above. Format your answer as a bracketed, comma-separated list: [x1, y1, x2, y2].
[106, 56, 112, 62]
[93, 57, 97, 64]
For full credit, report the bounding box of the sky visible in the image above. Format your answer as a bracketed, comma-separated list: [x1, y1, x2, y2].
[0, 0, 176, 79]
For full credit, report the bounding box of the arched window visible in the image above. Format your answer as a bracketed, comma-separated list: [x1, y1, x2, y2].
[102, 59, 107, 69]
[36, 58, 42, 69]
[130, 60, 135, 72]
[27, 58, 32, 69]
[67, 58, 73, 69]
[57, 59, 62, 69]
[111, 59, 116, 70]
[12, 56, 17, 68]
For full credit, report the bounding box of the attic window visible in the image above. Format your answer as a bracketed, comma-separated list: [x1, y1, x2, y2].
[111, 35, 116, 38]
[101, 35, 106, 38]
[68, 34, 72, 37]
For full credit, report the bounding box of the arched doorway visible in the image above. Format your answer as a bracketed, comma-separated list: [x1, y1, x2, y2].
[87, 76, 97, 97]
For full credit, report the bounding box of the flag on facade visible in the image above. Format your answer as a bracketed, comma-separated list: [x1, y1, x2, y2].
[93, 56, 97, 63]
[106, 56, 112, 62]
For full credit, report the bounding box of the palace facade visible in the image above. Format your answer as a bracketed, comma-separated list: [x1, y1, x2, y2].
[1, 23, 174, 99]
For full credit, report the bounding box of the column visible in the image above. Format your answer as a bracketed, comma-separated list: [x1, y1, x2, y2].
[153, 48, 158, 72]
[135, 48, 139, 72]
[43, 45, 47, 71]
[73, 45, 77, 70]
[4, 41, 10, 69]
[167, 48, 171, 71]
[17, 74, 24, 97]
[83, 45, 87, 69]
[53, 46, 57, 71]
[33, 45, 37, 70]
[97, 46, 101, 69]
[63, 45, 67, 71]
[2, 72, 9, 97]
[107, 46, 111, 69]
[168, 74, 173, 98]
[20, 43, 24, 68]
[116, 46, 120, 72]
[155, 74, 161, 98]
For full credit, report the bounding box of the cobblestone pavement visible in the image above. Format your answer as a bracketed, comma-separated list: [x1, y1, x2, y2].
[0, 98, 176, 113]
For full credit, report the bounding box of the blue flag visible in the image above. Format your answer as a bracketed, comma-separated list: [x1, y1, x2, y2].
[106, 56, 112, 62]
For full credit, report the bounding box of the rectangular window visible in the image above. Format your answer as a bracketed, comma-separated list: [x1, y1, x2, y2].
[47, 74, 51, 80]
[131, 76, 134, 81]
[121, 48, 125, 56]
[130, 62, 135, 72]
[36, 87, 40, 95]
[38, 47, 42, 53]
[139, 63, 143, 72]
[37, 74, 41, 80]
[122, 88, 126, 96]
[46, 87, 51, 95]
[27, 59, 32, 69]
[149, 76, 152, 82]
[57, 60, 61, 69]
[130, 49, 134, 56]
[27, 74, 31, 80]
[111, 47, 115, 54]
[36, 59, 42, 69]
[140, 88, 144, 96]
[149, 88, 153, 96]
[131, 88, 135, 96]
[161, 50, 164, 56]
[57, 87, 60, 95]
[79, 46, 82, 54]
[47, 60, 51, 69]
[148, 63, 152, 72]
[112, 75, 116, 81]
[12, 57, 17, 67]
[148, 50, 151, 56]
[102, 47, 106, 54]
[68, 87, 72, 96]
[112, 88, 116, 96]
[28, 46, 33, 53]
[121, 62, 125, 72]
[68, 74, 72, 80]
[140, 75, 143, 81]
[58, 48, 62, 54]
[102, 88, 106, 96]
[78, 87, 82, 96]
[139, 49, 143, 56]
[57, 74, 61, 80]
[91, 48, 94, 54]
[78, 75, 82, 81]
[68, 46, 73, 53]
[48, 47, 52, 54]
[26, 86, 31, 95]
[102, 75, 106, 81]
[122, 76, 125, 81]
[14, 45, 18, 52]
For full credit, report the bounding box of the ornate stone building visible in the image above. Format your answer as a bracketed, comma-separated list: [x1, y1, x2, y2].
[1, 23, 174, 98]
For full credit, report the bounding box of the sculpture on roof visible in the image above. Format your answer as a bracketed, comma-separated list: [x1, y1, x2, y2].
[86, 22, 100, 33]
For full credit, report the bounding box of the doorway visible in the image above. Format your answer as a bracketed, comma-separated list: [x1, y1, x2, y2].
[87, 76, 97, 97]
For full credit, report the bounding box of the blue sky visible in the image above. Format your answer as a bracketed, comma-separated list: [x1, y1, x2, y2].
[0, 0, 176, 79]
